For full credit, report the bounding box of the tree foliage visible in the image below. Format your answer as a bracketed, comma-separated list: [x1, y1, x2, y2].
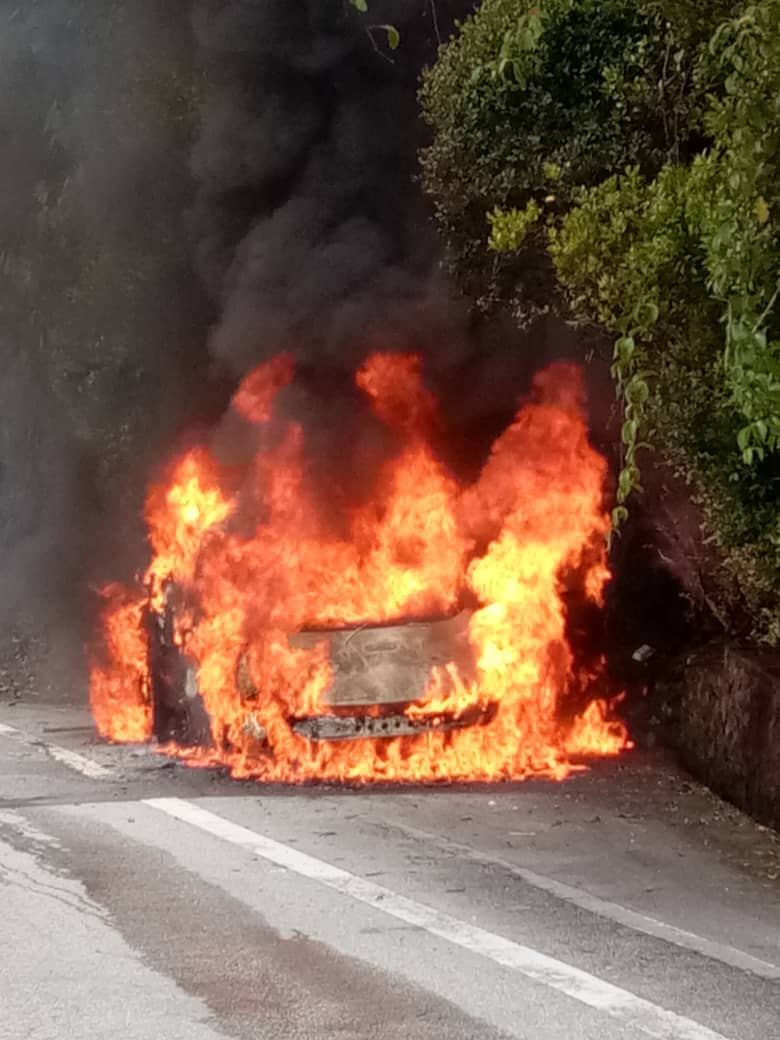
[421, 0, 780, 642]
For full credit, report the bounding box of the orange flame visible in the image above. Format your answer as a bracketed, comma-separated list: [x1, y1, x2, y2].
[90, 586, 152, 742]
[90, 354, 631, 780]
[144, 448, 233, 611]
[232, 353, 294, 424]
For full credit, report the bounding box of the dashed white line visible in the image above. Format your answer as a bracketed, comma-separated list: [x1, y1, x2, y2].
[43, 744, 111, 779]
[0, 721, 110, 779]
[145, 797, 734, 1040]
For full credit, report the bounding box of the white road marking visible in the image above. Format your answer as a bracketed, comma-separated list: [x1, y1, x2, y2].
[389, 820, 780, 981]
[0, 721, 110, 779]
[2, 718, 776, 988]
[145, 797, 734, 1040]
[43, 744, 111, 779]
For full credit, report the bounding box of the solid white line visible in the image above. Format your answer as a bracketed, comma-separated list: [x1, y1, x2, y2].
[0, 721, 110, 779]
[388, 820, 780, 981]
[145, 797, 733, 1040]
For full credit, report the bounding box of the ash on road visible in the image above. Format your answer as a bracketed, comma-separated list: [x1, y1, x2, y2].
[1, 699, 779, 1040]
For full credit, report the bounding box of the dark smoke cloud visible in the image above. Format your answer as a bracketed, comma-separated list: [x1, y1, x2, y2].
[187, 0, 515, 518]
[190, 0, 475, 381]
[187, 0, 611, 486]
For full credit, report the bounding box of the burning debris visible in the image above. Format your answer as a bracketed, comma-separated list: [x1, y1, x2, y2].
[90, 353, 630, 783]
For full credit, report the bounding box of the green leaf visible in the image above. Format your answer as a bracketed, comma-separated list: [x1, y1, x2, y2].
[621, 418, 638, 446]
[351, 0, 368, 11]
[617, 465, 642, 501]
[614, 335, 635, 364]
[625, 377, 649, 406]
[632, 301, 659, 328]
[380, 24, 401, 50]
[612, 506, 629, 528]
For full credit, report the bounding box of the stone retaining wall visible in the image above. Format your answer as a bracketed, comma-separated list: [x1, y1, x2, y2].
[675, 646, 780, 831]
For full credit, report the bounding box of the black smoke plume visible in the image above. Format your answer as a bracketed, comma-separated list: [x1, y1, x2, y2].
[188, 0, 488, 512]
[188, 0, 607, 490]
[190, 0, 474, 379]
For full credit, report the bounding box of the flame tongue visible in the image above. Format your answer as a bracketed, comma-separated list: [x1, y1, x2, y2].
[90, 354, 631, 782]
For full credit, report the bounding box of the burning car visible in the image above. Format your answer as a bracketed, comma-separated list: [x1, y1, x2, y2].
[90, 354, 630, 783]
[147, 578, 487, 749]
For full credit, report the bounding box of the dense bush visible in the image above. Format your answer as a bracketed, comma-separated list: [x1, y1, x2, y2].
[421, 0, 780, 643]
[421, 1, 727, 310]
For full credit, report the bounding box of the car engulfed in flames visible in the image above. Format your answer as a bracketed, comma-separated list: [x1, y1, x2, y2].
[90, 353, 631, 784]
[147, 587, 488, 751]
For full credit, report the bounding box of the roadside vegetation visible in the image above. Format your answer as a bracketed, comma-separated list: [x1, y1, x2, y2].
[420, 0, 780, 644]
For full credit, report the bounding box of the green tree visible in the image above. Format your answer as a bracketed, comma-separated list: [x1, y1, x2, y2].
[421, 0, 780, 642]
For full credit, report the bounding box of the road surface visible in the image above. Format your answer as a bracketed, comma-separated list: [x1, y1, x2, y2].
[1, 699, 779, 1040]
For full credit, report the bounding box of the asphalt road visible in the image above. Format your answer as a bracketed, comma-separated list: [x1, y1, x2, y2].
[1, 700, 779, 1040]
